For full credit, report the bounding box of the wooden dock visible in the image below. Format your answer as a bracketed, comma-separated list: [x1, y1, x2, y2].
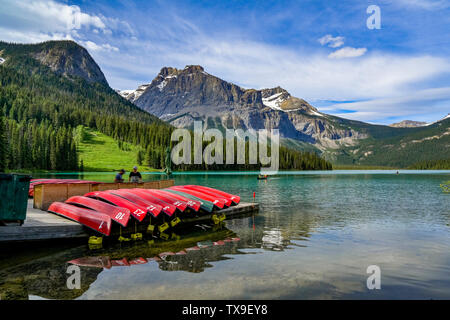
[0, 200, 259, 243]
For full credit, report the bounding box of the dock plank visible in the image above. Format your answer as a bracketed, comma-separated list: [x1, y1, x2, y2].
[0, 200, 258, 243]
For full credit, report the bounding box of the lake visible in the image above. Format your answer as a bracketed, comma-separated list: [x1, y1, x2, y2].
[1, 170, 449, 299]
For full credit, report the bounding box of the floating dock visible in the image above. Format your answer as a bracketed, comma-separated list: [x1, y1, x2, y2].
[0, 200, 259, 244]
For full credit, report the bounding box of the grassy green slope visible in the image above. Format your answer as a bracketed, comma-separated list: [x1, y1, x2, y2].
[78, 128, 155, 172]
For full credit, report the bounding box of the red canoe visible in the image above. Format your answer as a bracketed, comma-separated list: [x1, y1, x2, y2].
[145, 189, 201, 212]
[177, 186, 233, 206]
[84, 191, 156, 221]
[111, 258, 130, 267]
[68, 256, 112, 269]
[48, 202, 112, 236]
[65, 196, 131, 227]
[183, 185, 240, 204]
[110, 189, 177, 217]
[132, 189, 188, 212]
[128, 257, 148, 265]
[167, 186, 227, 209]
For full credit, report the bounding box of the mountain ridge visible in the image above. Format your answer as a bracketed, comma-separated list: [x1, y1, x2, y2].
[1, 40, 447, 169]
[0, 40, 330, 172]
[118, 65, 449, 167]
[0, 40, 108, 85]
[118, 65, 369, 151]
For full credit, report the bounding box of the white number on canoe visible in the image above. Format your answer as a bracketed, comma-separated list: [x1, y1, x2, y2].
[99, 221, 104, 230]
[115, 212, 126, 220]
[133, 209, 145, 216]
[146, 205, 157, 212]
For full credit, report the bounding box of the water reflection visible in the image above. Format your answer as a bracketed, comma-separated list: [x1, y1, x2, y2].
[1, 215, 304, 300]
[1, 172, 449, 299]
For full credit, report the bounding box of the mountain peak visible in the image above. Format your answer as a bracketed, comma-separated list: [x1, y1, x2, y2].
[183, 65, 204, 73]
[389, 120, 428, 128]
[157, 65, 205, 77]
[0, 40, 108, 85]
[118, 65, 324, 132]
[159, 66, 178, 77]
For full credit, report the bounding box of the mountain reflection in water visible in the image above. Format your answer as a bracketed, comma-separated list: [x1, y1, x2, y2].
[0, 215, 307, 300]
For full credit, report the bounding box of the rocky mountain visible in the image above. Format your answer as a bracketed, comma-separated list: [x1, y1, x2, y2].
[3, 39, 445, 168]
[389, 120, 428, 128]
[119, 65, 450, 167]
[118, 65, 368, 150]
[0, 40, 108, 85]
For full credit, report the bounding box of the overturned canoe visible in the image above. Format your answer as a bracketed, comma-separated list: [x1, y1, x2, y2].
[110, 189, 177, 217]
[183, 185, 240, 205]
[168, 186, 227, 209]
[48, 202, 112, 236]
[65, 196, 131, 227]
[84, 191, 155, 220]
[146, 189, 201, 212]
[132, 189, 188, 212]
[175, 186, 233, 207]
[163, 189, 215, 212]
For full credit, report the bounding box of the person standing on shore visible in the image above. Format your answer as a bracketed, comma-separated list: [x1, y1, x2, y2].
[129, 166, 142, 183]
[114, 169, 126, 183]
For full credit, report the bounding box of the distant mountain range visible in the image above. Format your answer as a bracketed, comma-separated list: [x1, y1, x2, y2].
[1, 39, 448, 169]
[118, 65, 449, 167]
[389, 120, 428, 128]
[117, 65, 366, 150]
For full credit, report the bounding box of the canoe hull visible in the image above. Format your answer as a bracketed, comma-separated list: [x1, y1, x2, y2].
[168, 186, 227, 209]
[66, 196, 131, 227]
[48, 202, 112, 236]
[110, 189, 176, 217]
[184, 185, 240, 204]
[84, 191, 153, 221]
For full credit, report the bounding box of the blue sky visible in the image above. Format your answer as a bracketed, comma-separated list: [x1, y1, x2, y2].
[0, 0, 449, 124]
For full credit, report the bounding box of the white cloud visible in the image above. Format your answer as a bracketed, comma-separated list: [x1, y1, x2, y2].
[80, 41, 119, 52]
[321, 87, 450, 123]
[0, 1, 448, 124]
[0, 0, 127, 54]
[140, 35, 448, 101]
[328, 47, 367, 59]
[396, 0, 450, 10]
[318, 34, 345, 48]
[0, 0, 105, 37]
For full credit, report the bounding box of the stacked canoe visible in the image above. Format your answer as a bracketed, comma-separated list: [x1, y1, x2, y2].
[47, 185, 241, 237]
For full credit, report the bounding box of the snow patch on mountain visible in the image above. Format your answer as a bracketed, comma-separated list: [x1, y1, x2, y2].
[157, 80, 167, 91]
[117, 83, 151, 102]
[262, 92, 285, 111]
[309, 109, 323, 117]
[0, 57, 5, 65]
[424, 113, 450, 126]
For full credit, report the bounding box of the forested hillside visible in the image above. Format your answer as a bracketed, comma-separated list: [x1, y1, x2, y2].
[408, 159, 450, 170]
[325, 118, 450, 168]
[0, 40, 173, 171]
[0, 41, 332, 172]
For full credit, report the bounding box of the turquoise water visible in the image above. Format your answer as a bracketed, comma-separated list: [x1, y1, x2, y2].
[1, 171, 449, 299]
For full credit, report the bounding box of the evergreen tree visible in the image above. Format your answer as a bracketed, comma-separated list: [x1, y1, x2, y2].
[0, 110, 7, 172]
